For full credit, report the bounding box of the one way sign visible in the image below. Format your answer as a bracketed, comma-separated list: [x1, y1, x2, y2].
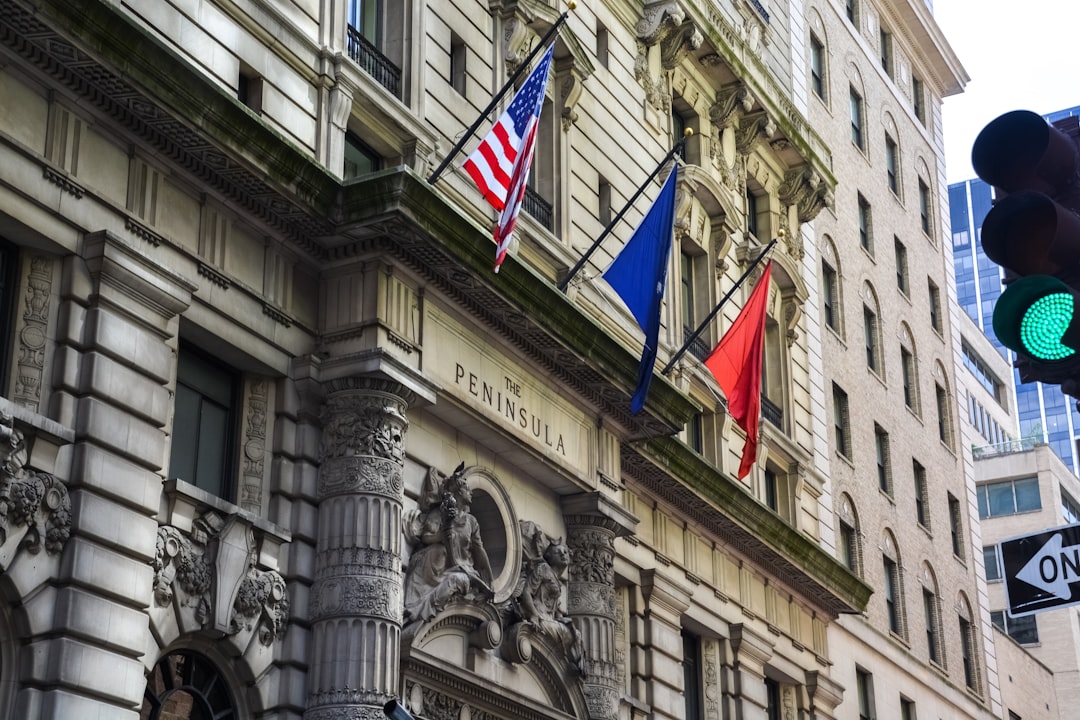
[1001, 523, 1080, 617]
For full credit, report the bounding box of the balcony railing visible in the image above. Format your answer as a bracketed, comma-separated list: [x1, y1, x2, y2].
[347, 26, 401, 99]
[523, 186, 553, 231]
[683, 326, 711, 362]
[761, 396, 783, 430]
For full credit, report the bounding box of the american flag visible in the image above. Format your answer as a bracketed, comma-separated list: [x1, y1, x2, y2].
[463, 45, 554, 272]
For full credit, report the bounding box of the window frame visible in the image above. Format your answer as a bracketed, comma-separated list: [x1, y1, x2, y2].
[894, 238, 908, 294]
[810, 34, 826, 100]
[875, 424, 891, 494]
[949, 493, 965, 559]
[885, 134, 899, 195]
[858, 194, 873, 252]
[834, 383, 852, 459]
[823, 260, 840, 332]
[913, 460, 929, 529]
[850, 87, 865, 150]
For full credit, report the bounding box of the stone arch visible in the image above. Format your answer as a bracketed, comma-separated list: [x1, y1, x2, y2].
[141, 645, 247, 719]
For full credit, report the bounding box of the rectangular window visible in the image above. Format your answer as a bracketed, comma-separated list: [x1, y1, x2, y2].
[834, 383, 851, 459]
[344, 131, 382, 179]
[924, 590, 940, 663]
[919, 179, 932, 235]
[450, 33, 466, 95]
[895, 238, 908, 294]
[865, 307, 879, 372]
[886, 135, 899, 194]
[991, 610, 1039, 645]
[901, 697, 916, 720]
[928, 280, 942, 332]
[823, 261, 839, 330]
[237, 64, 263, 113]
[936, 383, 951, 445]
[0, 238, 18, 393]
[349, 0, 380, 43]
[764, 468, 778, 512]
[765, 678, 781, 720]
[879, 28, 892, 76]
[914, 460, 928, 528]
[683, 631, 702, 720]
[858, 194, 872, 251]
[902, 347, 916, 410]
[949, 493, 964, 559]
[977, 477, 1042, 518]
[846, 0, 857, 24]
[1063, 489, 1080, 524]
[169, 345, 239, 501]
[810, 35, 825, 99]
[850, 87, 865, 150]
[875, 425, 891, 493]
[596, 23, 610, 70]
[884, 556, 901, 634]
[689, 413, 703, 454]
[747, 188, 760, 238]
[598, 178, 612, 227]
[681, 249, 697, 334]
[960, 616, 978, 690]
[913, 76, 926, 125]
[983, 545, 1002, 582]
[672, 106, 688, 159]
[856, 668, 875, 720]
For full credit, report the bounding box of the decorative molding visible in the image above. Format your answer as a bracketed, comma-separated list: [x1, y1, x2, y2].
[240, 378, 268, 513]
[197, 261, 230, 289]
[41, 164, 85, 198]
[0, 413, 71, 564]
[13, 256, 52, 410]
[321, 390, 409, 464]
[125, 215, 164, 246]
[262, 302, 293, 327]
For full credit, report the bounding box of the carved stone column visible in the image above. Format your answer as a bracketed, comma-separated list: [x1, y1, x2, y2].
[562, 493, 638, 720]
[305, 378, 414, 720]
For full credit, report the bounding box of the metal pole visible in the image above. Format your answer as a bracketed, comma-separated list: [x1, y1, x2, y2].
[661, 237, 778, 375]
[558, 131, 691, 292]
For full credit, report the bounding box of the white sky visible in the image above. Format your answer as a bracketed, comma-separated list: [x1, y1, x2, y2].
[935, 0, 1080, 183]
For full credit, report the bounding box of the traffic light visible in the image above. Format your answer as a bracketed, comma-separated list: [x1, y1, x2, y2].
[972, 110, 1080, 393]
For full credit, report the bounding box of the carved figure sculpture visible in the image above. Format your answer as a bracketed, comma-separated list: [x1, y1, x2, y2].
[511, 521, 586, 676]
[403, 463, 494, 623]
[0, 413, 71, 559]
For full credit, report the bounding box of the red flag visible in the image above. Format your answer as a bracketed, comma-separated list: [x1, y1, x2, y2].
[704, 261, 772, 480]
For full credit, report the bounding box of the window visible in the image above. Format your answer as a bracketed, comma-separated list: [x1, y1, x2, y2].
[1063, 489, 1080, 524]
[865, 306, 880, 372]
[810, 35, 826, 99]
[895, 238, 908, 294]
[237, 64, 263, 114]
[977, 478, 1042, 518]
[879, 28, 893, 77]
[525, 101, 556, 231]
[688, 413, 703, 453]
[928, 280, 942, 332]
[991, 611, 1039, 644]
[935, 383, 952, 446]
[850, 87, 865, 150]
[884, 556, 902, 635]
[924, 590, 941, 663]
[949, 493, 964, 559]
[858, 194, 872, 251]
[960, 615, 978, 690]
[856, 668, 875, 720]
[901, 347, 917, 411]
[913, 461, 929, 528]
[0, 238, 18, 393]
[598, 178, 612, 227]
[681, 249, 697, 334]
[983, 546, 1001, 582]
[169, 345, 239, 501]
[746, 188, 760, 238]
[885, 135, 899, 194]
[142, 650, 237, 719]
[823, 260, 840, 331]
[846, 0, 858, 24]
[875, 425, 891, 493]
[683, 631, 702, 720]
[347, 0, 403, 98]
[344, 131, 382, 179]
[962, 341, 1005, 401]
[450, 33, 466, 95]
[912, 76, 926, 125]
[764, 468, 778, 512]
[671, 98, 700, 165]
[765, 677, 781, 720]
[919, 179, 932, 235]
[840, 519, 860, 574]
[596, 23, 610, 70]
[901, 697, 916, 720]
[833, 383, 851, 459]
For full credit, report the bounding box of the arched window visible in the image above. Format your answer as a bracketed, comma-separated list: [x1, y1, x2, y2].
[881, 529, 906, 640]
[920, 563, 944, 667]
[899, 323, 920, 414]
[142, 650, 237, 720]
[862, 282, 883, 378]
[821, 235, 843, 335]
[957, 593, 981, 693]
[837, 493, 862, 576]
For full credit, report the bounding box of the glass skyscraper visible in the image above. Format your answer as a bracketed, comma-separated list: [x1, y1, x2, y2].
[950, 104, 1080, 472]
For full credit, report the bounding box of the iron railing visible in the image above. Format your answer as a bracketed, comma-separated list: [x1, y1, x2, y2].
[347, 26, 401, 99]
[761, 396, 783, 430]
[523, 187, 553, 231]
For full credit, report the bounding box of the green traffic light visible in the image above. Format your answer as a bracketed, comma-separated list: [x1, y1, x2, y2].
[993, 275, 1080, 361]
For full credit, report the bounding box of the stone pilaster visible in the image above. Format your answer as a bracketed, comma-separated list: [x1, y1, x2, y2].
[562, 493, 638, 720]
[305, 377, 413, 720]
[728, 623, 775, 720]
[639, 569, 691, 720]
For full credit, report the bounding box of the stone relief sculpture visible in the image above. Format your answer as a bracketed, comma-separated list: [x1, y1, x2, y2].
[0, 412, 71, 561]
[403, 463, 494, 623]
[506, 520, 586, 676]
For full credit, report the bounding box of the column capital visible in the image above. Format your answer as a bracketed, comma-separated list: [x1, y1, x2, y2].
[562, 492, 638, 537]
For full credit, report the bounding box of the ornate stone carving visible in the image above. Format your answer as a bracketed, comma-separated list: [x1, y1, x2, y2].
[635, 2, 694, 115]
[152, 512, 289, 644]
[14, 256, 52, 410]
[735, 112, 777, 155]
[636, 1, 686, 46]
[321, 392, 409, 464]
[710, 84, 754, 131]
[403, 463, 494, 624]
[241, 378, 268, 513]
[503, 520, 586, 675]
[560, 72, 584, 131]
[778, 166, 834, 226]
[503, 16, 535, 75]
[0, 414, 70, 560]
[660, 20, 702, 71]
[634, 42, 670, 115]
[567, 527, 616, 587]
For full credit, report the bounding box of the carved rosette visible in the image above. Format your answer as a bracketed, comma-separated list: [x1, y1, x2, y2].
[0, 415, 71, 565]
[307, 380, 413, 720]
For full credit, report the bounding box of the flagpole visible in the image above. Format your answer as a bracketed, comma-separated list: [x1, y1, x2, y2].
[557, 130, 692, 292]
[660, 235, 779, 375]
[427, 2, 576, 186]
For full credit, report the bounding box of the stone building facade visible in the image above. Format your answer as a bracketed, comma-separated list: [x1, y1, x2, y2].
[0, 0, 1019, 719]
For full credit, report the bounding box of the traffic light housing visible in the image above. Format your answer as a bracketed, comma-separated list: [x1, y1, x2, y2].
[972, 110, 1080, 394]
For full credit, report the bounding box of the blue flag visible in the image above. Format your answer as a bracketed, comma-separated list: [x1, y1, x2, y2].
[602, 167, 677, 414]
